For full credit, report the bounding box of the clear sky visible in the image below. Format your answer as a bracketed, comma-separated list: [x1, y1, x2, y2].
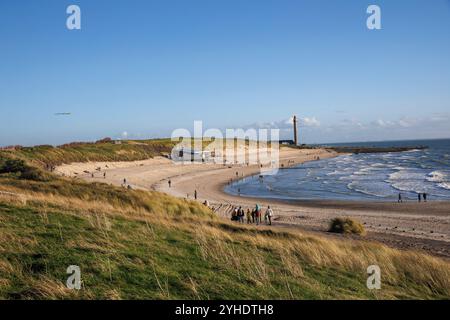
[1, 0, 450, 146]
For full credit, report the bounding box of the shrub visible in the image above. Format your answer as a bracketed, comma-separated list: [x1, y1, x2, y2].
[0, 159, 50, 181]
[328, 217, 366, 236]
[95, 137, 113, 144]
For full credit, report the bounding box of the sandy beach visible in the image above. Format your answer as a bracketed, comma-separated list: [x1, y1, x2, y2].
[56, 147, 450, 259]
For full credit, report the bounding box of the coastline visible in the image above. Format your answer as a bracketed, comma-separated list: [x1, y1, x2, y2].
[56, 147, 450, 259]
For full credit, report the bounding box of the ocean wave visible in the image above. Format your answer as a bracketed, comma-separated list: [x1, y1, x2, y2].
[326, 170, 346, 176]
[389, 181, 425, 194]
[427, 170, 449, 183]
[370, 163, 386, 168]
[347, 182, 387, 198]
[438, 183, 450, 190]
[388, 170, 425, 181]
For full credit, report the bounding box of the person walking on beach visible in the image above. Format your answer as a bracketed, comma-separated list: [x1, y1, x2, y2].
[238, 207, 245, 223]
[418, 193, 421, 203]
[231, 207, 239, 221]
[194, 189, 198, 200]
[251, 208, 256, 223]
[265, 206, 273, 225]
[398, 193, 403, 203]
[103, 172, 106, 179]
[255, 204, 261, 225]
[168, 180, 171, 188]
[423, 193, 427, 202]
[123, 178, 127, 185]
[246, 208, 252, 224]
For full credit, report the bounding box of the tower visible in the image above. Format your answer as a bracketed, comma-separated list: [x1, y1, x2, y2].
[293, 115, 298, 146]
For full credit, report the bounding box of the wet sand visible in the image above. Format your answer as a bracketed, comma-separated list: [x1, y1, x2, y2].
[56, 147, 450, 259]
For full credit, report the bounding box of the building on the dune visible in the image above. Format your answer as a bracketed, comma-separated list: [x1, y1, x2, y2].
[171, 147, 212, 162]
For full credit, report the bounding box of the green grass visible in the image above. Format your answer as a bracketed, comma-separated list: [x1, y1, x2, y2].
[0, 203, 403, 299]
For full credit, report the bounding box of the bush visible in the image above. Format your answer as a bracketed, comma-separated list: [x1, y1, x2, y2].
[0, 158, 50, 181]
[328, 217, 366, 236]
[95, 137, 113, 144]
[0, 159, 28, 173]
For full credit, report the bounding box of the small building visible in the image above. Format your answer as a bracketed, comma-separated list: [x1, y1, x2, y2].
[279, 140, 295, 146]
[172, 147, 212, 162]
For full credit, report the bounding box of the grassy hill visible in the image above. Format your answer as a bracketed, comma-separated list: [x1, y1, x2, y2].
[0, 138, 276, 168]
[0, 138, 177, 167]
[0, 142, 449, 299]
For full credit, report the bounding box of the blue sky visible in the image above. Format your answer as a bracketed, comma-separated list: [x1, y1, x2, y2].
[1, 0, 450, 146]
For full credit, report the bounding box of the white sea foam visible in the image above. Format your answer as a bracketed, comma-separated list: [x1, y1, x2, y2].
[326, 170, 346, 176]
[427, 171, 448, 183]
[388, 169, 424, 181]
[347, 181, 386, 197]
[370, 163, 386, 168]
[390, 181, 424, 193]
[438, 182, 450, 190]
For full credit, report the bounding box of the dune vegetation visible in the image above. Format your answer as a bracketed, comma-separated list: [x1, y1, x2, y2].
[329, 217, 367, 236]
[0, 138, 276, 169]
[0, 138, 177, 167]
[0, 142, 449, 300]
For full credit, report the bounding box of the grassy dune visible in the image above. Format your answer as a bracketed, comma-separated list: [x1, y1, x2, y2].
[0, 178, 449, 299]
[0, 142, 449, 299]
[0, 138, 275, 168]
[0, 139, 177, 167]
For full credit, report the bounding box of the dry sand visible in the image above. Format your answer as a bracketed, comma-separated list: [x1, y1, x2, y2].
[56, 147, 450, 259]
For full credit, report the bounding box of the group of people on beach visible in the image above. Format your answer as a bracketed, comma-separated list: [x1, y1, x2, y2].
[398, 192, 428, 203]
[231, 204, 274, 226]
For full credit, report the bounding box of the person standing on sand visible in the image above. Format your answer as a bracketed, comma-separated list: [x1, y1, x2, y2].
[251, 208, 256, 223]
[423, 193, 427, 202]
[418, 193, 421, 202]
[103, 172, 106, 179]
[246, 208, 252, 224]
[194, 189, 198, 200]
[255, 204, 261, 225]
[238, 206, 244, 223]
[123, 178, 127, 185]
[265, 206, 273, 225]
[168, 180, 171, 188]
[232, 207, 238, 221]
[398, 193, 403, 203]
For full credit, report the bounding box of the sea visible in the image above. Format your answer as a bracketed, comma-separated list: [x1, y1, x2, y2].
[224, 139, 450, 202]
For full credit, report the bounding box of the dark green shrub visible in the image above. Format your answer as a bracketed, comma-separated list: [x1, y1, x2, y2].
[0, 158, 50, 181]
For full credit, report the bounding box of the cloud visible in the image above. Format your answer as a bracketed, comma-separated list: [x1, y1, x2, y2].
[371, 114, 450, 129]
[337, 118, 366, 129]
[300, 117, 321, 127]
[249, 116, 321, 130]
